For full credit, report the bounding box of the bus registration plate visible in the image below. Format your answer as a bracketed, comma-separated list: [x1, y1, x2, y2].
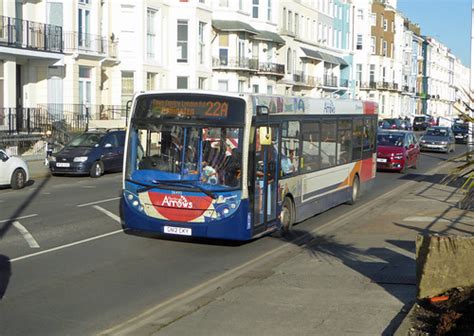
[164, 226, 192, 236]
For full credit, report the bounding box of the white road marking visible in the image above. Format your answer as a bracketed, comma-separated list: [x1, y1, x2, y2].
[0, 214, 38, 223]
[41, 192, 51, 195]
[12, 221, 40, 248]
[77, 197, 121, 208]
[81, 186, 97, 189]
[10, 229, 124, 262]
[93, 205, 121, 223]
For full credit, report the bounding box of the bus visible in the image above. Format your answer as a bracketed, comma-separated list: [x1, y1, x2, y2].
[122, 91, 378, 241]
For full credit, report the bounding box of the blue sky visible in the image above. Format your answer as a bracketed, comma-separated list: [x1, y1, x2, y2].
[397, 0, 471, 67]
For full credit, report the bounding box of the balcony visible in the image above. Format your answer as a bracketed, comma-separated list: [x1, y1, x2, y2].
[212, 57, 258, 71]
[292, 71, 316, 88]
[323, 75, 338, 87]
[360, 81, 377, 90]
[63, 32, 110, 57]
[0, 15, 62, 53]
[257, 62, 285, 77]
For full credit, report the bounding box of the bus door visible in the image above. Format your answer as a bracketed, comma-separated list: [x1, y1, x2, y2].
[253, 125, 279, 232]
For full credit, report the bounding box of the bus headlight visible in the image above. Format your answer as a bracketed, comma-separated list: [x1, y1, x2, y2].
[124, 190, 144, 212]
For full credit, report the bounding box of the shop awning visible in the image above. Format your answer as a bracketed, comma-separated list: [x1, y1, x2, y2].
[212, 20, 259, 34]
[300, 47, 349, 67]
[253, 30, 285, 45]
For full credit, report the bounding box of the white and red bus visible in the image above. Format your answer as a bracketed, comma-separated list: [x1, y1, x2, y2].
[122, 91, 378, 240]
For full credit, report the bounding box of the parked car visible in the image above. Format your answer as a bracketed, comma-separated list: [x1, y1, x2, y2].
[376, 130, 420, 173]
[452, 123, 469, 144]
[49, 129, 126, 177]
[0, 149, 30, 189]
[412, 115, 434, 131]
[419, 126, 456, 153]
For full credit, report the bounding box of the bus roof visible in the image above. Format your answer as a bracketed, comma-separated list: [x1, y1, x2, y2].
[132, 90, 377, 116]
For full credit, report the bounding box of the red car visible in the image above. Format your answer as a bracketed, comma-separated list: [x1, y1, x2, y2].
[376, 130, 420, 173]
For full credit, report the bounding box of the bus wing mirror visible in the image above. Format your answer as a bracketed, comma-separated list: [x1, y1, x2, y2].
[259, 126, 272, 146]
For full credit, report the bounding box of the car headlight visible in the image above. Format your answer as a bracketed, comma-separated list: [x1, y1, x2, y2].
[124, 190, 144, 212]
[440, 141, 447, 145]
[394, 154, 404, 160]
[73, 156, 88, 162]
[420, 140, 426, 143]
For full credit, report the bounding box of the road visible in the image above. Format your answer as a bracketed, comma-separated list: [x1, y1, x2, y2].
[0, 147, 463, 335]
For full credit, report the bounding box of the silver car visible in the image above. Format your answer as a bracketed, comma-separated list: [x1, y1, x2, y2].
[419, 127, 456, 153]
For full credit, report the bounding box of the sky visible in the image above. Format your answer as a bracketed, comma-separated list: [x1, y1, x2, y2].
[397, 0, 471, 67]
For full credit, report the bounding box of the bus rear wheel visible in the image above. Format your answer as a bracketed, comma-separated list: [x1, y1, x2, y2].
[347, 175, 359, 205]
[280, 197, 295, 234]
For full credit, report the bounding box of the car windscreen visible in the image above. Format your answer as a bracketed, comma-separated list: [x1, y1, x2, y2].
[425, 128, 448, 137]
[452, 124, 468, 131]
[67, 133, 104, 147]
[377, 133, 404, 147]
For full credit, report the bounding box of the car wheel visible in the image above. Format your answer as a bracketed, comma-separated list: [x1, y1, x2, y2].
[347, 175, 360, 205]
[90, 161, 104, 178]
[11, 168, 26, 189]
[280, 197, 295, 235]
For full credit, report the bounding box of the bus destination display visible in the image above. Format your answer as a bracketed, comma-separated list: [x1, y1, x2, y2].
[150, 99, 228, 119]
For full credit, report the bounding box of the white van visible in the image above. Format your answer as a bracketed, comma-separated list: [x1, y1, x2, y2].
[0, 149, 30, 189]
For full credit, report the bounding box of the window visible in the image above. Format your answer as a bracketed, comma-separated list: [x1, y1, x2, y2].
[78, 1, 90, 48]
[288, 10, 292, 32]
[357, 9, 363, 20]
[239, 0, 244, 10]
[177, 20, 188, 62]
[362, 117, 376, 159]
[383, 40, 387, 56]
[352, 118, 363, 161]
[146, 72, 156, 90]
[320, 120, 336, 168]
[383, 19, 388, 31]
[177, 76, 188, 89]
[218, 80, 228, 91]
[267, 0, 272, 20]
[356, 34, 362, 50]
[252, 84, 259, 93]
[238, 80, 245, 93]
[198, 22, 206, 64]
[267, 85, 273, 94]
[146, 9, 156, 59]
[219, 0, 229, 7]
[282, 8, 287, 31]
[301, 121, 320, 172]
[281, 121, 300, 176]
[219, 33, 229, 65]
[121, 72, 134, 108]
[369, 64, 375, 83]
[370, 13, 376, 26]
[295, 14, 299, 36]
[252, 0, 259, 18]
[370, 36, 375, 54]
[286, 48, 292, 74]
[337, 119, 352, 165]
[198, 77, 206, 89]
[356, 64, 362, 85]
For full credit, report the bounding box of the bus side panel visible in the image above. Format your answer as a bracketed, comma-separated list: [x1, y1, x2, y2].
[360, 154, 376, 183]
[296, 187, 351, 223]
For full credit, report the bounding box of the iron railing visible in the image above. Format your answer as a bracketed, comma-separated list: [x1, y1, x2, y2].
[258, 62, 285, 75]
[63, 31, 108, 55]
[212, 57, 259, 70]
[0, 15, 62, 52]
[323, 75, 338, 87]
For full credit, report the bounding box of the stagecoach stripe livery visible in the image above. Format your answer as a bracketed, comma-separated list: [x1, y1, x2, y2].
[122, 90, 378, 241]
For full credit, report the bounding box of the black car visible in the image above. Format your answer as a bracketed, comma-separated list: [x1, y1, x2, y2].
[49, 129, 126, 177]
[413, 115, 434, 131]
[452, 123, 469, 144]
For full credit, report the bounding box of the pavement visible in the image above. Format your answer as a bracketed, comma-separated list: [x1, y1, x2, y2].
[23, 155, 52, 179]
[22, 154, 473, 335]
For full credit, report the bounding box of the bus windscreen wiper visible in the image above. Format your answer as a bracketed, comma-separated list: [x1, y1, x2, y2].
[126, 178, 216, 199]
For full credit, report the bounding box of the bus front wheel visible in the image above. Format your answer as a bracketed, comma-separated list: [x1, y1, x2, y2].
[347, 175, 360, 205]
[280, 197, 295, 234]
